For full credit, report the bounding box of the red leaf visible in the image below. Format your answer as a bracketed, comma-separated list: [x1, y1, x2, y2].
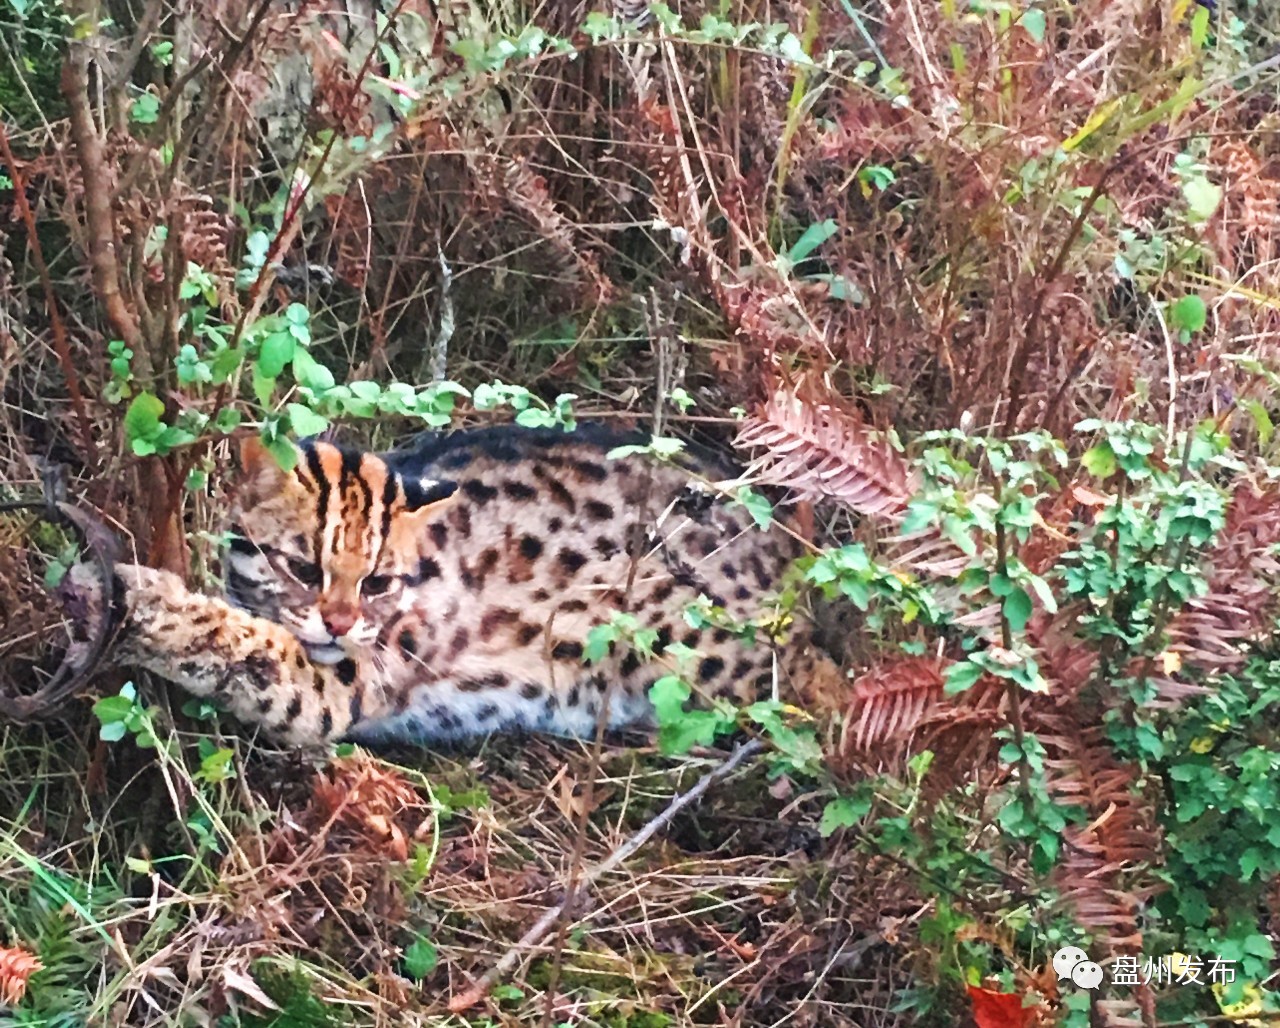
[967, 985, 1038, 1028]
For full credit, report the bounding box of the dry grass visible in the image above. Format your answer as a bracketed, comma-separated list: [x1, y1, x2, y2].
[0, 720, 913, 1025]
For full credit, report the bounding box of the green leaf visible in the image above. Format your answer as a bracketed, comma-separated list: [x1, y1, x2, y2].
[1190, 4, 1209, 48]
[292, 350, 336, 392]
[583, 624, 613, 664]
[157, 426, 197, 451]
[263, 435, 298, 472]
[491, 984, 525, 1004]
[123, 392, 164, 444]
[735, 486, 774, 529]
[1026, 573, 1059, 614]
[256, 331, 296, 378]
[1020, 8, 1045, 43]
[93, 695, 135, 724]
[649, 2, 682, 32]
[1239, 848, 1264, 880]
[988, 571, 1013, 597]
[1182, 176, 1222, 222]
[403, 936, 438, 980]
[1241, 399, 1274, 446]
[252, 366, 276, 409]
[944, 659, 983, 694]
[1176, 887, 1211, 927]
[1169, 294, 1207, 334]
[515, 407, 556, 429]
[286, 403, 329, 438]
[658, 709, 730, 755]
[1003, 587, 1033, 632]
[1081, 443, 1116, 478]
[777, 31, 814, 67]
[214, 408, 243, 434]
[819, 794, 872, 837]
[210, 346, 244, 383]
[784, 219, 837, 266]
[130, 93, 160, 125]
[649, 674, 692, 722]
[583, 9, 619, 41]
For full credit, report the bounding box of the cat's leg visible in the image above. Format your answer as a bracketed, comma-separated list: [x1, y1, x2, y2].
[59, 563, 368, 747]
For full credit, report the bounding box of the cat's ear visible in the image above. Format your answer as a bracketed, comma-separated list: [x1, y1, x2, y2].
[399, 478, 458, 525]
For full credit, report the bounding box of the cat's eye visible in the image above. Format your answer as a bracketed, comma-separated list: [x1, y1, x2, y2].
[361, 574, 393, 597]
[286, 557, 322, 587]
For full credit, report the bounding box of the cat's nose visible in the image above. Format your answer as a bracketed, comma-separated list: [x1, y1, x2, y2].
[322, 607, 358, 638]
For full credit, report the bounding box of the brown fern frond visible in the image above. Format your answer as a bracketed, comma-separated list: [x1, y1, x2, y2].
[841, 656, 948, 754]
[734, 392, 917, 516]
[1025, 605, 1100, 698]
[1031, 715, 1162, 952]
[1145, 481, 1280, 700]
[887, 530, 975, 578]
[836, 657, 1004, 771]
[497, 158, 613, 309]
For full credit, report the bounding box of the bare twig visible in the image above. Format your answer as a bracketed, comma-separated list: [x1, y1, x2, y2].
[1003, 170, 1114, 434]
[59, 4, 145, 358]
[429, 246, 454, 383]
[448, 739, 766, 1014]
[0, 123, 96, 464]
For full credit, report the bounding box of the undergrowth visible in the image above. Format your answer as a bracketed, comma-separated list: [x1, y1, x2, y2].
[3, 0, 1280, 1025]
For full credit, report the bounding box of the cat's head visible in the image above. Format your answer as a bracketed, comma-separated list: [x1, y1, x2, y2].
[225, 436, 457, 664]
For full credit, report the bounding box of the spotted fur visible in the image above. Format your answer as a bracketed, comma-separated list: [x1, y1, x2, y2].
[70, 425, 840, 747]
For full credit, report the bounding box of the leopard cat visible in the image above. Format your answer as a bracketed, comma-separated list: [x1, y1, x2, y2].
[63, 424, 841, 748]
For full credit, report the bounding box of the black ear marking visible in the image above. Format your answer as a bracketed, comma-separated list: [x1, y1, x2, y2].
[403, 477, 458, 510]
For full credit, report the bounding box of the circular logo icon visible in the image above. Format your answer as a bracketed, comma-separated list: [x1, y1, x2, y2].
[1052, 946, 1089, 982]
[1071, 960, 1104, 990]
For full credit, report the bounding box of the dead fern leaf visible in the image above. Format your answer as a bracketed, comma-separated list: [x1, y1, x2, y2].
[734, 392, 917, 516]
[841, 656, 948, 754]
[310, 752, 429, 863]
[1032, 716, 1161, 952]
[837, 656, 1004, 775]
[1144, 481, 1280, 701]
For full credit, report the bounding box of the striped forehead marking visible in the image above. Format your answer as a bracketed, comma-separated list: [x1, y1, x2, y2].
[300, 443, 332, 569]
[297, 441, 402, 574]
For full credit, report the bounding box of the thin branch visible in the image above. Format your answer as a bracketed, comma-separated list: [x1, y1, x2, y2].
[447, 739, 766, 1014]
[59, 5, 145, 358]
[0, 122, 97, 464]
[1003, 169, 1114, 434]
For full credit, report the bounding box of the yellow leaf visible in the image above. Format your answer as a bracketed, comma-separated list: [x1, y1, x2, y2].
[1171, 0, 1191, 23]
[1213, 981, 1263, 1022]
[1190, 736, 1216, 754]
[780, 703, 813, 720]
[1161, 650, 1183, 675]
[1063, 98, 1123, 152]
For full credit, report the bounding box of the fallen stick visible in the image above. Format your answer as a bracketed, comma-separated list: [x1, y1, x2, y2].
[446, 738, 765, 1013]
